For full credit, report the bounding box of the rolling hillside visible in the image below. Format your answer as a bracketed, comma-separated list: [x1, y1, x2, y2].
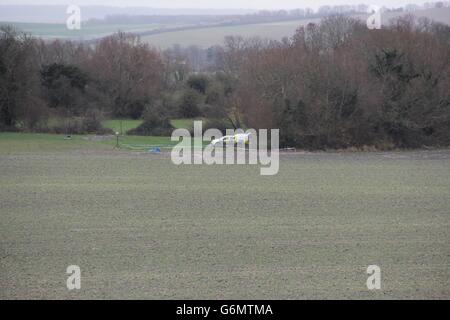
[141, 18, 321, 48]
[1, 8, 449, 48]
[141, 8, 450, 48]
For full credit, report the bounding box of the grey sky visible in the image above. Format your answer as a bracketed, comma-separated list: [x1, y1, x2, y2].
[0, 1, 433, 10]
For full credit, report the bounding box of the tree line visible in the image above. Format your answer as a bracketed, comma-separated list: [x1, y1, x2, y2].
[1, 15, 449, 149]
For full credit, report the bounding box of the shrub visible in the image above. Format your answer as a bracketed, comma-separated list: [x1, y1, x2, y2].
[187, 74, 209, 94]
[179, 89, 201, 118]
[127, 112, 174, 136]
[127, 100, 146, 119]
[48, 111, 113, 135]
[22, 99, 50, 131]
[201, 118, 233, 135]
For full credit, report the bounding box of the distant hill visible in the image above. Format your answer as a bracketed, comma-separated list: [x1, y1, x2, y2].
[0, 5, 256, 23]
[0, 6, 449, 48]
[141, 19, 321, 49]
[383, 7, 450, 25]
[142, 8, 450, 49]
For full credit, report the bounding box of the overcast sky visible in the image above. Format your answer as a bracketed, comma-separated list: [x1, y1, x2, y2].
[0, 1, 434, 10]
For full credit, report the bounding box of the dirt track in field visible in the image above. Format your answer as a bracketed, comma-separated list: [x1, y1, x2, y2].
[1, 149, 449, 299]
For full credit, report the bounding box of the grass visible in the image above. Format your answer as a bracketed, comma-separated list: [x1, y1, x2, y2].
[102, 118, 199, 135]
[1, 18, 310, 45]
[170, 118, 202, 131]
[1, 21, 162, 39]
[5, 7, 450, 46]
[0, 132, 95, 154]
[142, 18, 320, 48]
[0, 133, 449, 299]
[0, 131, 205, 154]
[3, 18, 319, 47]
[102, 119, 143, 135]
[0, 132, 175, 154]
[100, 118, 203, 151]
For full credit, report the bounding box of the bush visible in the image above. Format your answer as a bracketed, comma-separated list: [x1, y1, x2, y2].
[0, 123, 21, 132]
[127, 113, 174, 136]
[201, 118, 233, 135]
[50, 119, 112, 135]
[48, 112, 113, 135]
[127, 100, 147, 119]
[187, 74, 209, 94]
[179, 89, 201, 118]
[22, 99, 50, 131]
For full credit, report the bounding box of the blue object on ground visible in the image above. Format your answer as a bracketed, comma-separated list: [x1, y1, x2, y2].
[149, 147, 161, 154]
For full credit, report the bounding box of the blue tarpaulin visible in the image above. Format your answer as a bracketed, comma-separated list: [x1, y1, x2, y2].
[149, 147, 161, 154]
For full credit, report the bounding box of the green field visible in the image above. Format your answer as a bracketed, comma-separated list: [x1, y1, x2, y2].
[102, 119, 198, 135]
[0, 133, 449, 299]
[170, 118, 202, 131]
[0, 132, 180, 155]
[102, 119, 144, 135]
[142, 19, 319, 48]
[1, 21, 162, 39]
[3, 18, 319, 47]
[4, 7, 450, 48]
